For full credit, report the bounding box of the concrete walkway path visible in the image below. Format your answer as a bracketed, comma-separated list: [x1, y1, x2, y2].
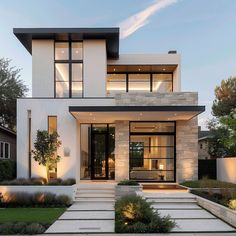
[46, 185, 236, 234]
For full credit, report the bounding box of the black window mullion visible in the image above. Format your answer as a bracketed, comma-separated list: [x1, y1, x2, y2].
[126, 73, 128, 92]
[150, 73, 153, 92]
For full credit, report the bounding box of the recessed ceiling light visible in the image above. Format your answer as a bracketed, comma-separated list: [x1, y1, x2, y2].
[163, 68, 166, 71]
[138, 68, 141, 71]
[113, 68, 116, 71]
[75, 50, 79, 54]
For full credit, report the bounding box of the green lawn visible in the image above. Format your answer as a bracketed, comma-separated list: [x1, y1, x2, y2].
[0, 208, 65, 224]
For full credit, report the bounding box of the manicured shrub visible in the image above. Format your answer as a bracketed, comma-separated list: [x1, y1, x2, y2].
[24, 223, 46, 234]
[56, 194, 71, 206]
[0, 222, 47, 234]
[1, 192, 71, 207]
[115, 195, 176, 233]
[0, 177, 75, 185]
[118, 179, 139, 186]
[0, 160, 16, 181]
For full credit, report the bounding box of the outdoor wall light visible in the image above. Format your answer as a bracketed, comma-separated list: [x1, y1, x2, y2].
[64, 147, 70, 157]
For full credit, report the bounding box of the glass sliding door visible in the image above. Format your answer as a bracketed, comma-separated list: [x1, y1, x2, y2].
[129, 122, 175, 182]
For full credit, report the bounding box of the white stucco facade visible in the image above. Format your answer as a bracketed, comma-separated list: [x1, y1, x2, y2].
[15, 27, 203, 183]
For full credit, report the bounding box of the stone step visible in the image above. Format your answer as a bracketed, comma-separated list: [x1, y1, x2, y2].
[147, 198, 197, 203]
[45, 219, 114, 233]
[158, 209, 216, 219]
[74, 197, 115, 202]
[173, 219, 235, 232]
[152, 202, 201, 209]
[59, 210, 114, 220]
[75, 193, 115, 198]
[68, 202, 114, 211]
[76, 189, 115, 194]
[144, 192, 195, 198]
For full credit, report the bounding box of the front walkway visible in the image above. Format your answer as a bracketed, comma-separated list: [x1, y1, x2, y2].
[45, 184, 236, 234]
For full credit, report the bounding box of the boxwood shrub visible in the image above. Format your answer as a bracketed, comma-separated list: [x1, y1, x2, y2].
[115, 195, 176, 233]
[0, 160, 16, 181]
[117, 179, 139, 186]
[0, 222, 48, 235]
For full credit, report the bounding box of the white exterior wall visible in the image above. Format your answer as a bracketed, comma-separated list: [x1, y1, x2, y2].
[83, 40, 107, 97]
[32, 40, 54, 97]
[17, 98, 115, 179]
[108, 54, 181, 92]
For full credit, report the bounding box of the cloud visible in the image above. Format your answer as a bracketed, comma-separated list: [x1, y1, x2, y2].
[119, 0, 178, 39]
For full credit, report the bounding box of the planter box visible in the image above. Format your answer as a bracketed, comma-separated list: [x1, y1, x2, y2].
[195, 195, 236, 228]
[115, 185, 143, 199]
[0, 184, 76, 200]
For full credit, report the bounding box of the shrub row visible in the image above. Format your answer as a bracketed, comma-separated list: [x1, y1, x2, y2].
[0, 160, 16, 182]
[117, 179, 139, 186]
[0, 222, 48, 235]
[0, 192, 71, 207]
[0, 177, 76, 185]
[115, 195, 176, 233]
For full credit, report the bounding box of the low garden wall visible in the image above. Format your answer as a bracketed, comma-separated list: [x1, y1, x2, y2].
[196, 195, 236, 228]
[0, 184, 76, 199]
[217, 157, 236, 184]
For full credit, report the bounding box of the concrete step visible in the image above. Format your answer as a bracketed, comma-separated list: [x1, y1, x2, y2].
[45, 219, 114, 233]
[144, 192, 195, 198]
[173, 219, 235, 232]
[152, 202, 201, 209]
[75, 193, 115, 198]
[68, 202, 114, 211]
[76, 189, 115, 194]
[74, 197, 115, 202]
[147, 198, 197, 203]
[158, 209, 216, 219]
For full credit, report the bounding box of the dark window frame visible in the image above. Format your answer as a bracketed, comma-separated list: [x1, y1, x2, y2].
[0, 141, 11, 159]
[107, 71, 173, 94]
[54, 41, 83, 98]
[129, 121, 176, 183]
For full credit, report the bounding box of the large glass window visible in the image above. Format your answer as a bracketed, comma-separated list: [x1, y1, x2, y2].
[128, 74, 150, 92]
[107, 74, 126, 95]
[55, 42, 83, 98]
[0, 142, 10, 159]
[129, 122, 175, 182]
[106, 72, 173, 95]
[153, 74, 172, 92]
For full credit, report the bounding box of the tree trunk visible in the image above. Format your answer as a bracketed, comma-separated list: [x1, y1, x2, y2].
[46, 163, 50, 182]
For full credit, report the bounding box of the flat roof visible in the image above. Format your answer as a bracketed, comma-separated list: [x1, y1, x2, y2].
[13, 28, 120, 59]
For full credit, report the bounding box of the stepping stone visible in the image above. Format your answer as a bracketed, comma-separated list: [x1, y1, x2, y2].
[46, 219, 114, 233]
[158, 209, 216, 219]
[68, 202, 114, 211]
[59, 210, 114, 220]
[173, 219, 235, 232]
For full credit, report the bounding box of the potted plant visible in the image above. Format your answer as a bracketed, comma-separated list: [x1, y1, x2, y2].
[115, 179, 143, 199]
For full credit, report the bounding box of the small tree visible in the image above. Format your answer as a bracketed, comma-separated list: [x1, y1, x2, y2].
[32, 130, 62, 181]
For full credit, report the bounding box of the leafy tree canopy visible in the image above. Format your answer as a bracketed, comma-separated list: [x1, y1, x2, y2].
[212, 76, 236, 117]
[32, 130, 61, 181]
[0, 58, 28, 130]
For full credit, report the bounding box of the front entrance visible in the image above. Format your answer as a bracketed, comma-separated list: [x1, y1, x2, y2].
[80, 124, 115, 180]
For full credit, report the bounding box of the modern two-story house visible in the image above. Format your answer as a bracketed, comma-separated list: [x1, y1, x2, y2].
[14, 28, 205, 183]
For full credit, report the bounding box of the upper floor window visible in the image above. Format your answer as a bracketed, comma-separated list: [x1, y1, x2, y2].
[55, 42, 83, 98]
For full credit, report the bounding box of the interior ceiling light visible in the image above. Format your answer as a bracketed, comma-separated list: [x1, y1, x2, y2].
[113, 68, 116, 71]
[163, 68, 166, 71]
[138, 68, 141, 71]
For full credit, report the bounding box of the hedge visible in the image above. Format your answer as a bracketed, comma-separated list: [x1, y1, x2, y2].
[0, 160, 16, 181]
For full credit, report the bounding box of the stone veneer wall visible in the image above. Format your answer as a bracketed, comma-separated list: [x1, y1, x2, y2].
[115, 121, 129, 181]
[115, 92, 198, 106]
[114, 92, 199, 183]
[176, 117, 198, 182]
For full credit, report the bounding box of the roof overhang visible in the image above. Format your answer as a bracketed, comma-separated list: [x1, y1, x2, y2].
[13, 27, 119, 59]
[69, 105, 205, 123]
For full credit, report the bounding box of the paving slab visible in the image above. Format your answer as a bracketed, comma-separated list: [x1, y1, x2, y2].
[173, 219, 235, 232]
[152, 202, 201, 209]
[68, 202, 114, 211]
[46, 219, 114, 233]
[158, 209, 216, 219]
[59, 210, 114, 220]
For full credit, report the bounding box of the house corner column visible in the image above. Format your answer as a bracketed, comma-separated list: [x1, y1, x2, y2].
[115, 121, 129, 181]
